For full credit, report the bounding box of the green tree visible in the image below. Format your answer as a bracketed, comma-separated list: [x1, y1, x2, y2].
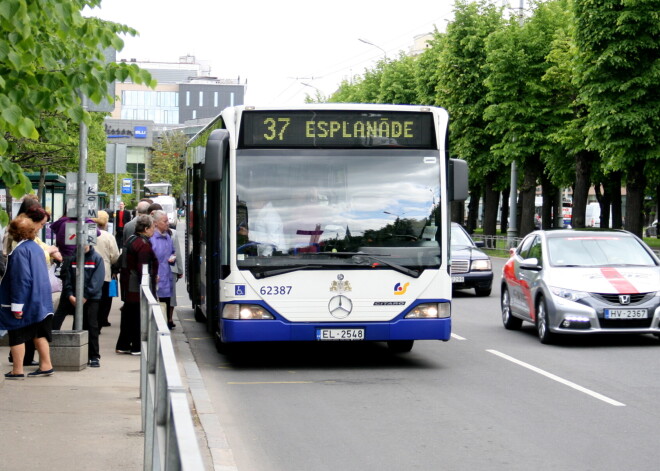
[0, 0, 154, 224]
[378, 53, 419, 104]
[435, 0, 505, 235]
[414, 30, 446, 105]
[149, 131, 187, 200]
[573, 0, 660, 236]
[484, 0, 571, 237]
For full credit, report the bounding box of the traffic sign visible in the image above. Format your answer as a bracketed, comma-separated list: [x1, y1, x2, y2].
[122, 178, 132, 194]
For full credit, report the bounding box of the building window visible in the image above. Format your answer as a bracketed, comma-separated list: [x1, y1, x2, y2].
[121, 90, 179, 125]
[192, 110, 197, 119]
[186, 91, 190, 107]
[199, 91, 203, 106]
[230, 92, 235, 107]
[214, 92, 218, 107]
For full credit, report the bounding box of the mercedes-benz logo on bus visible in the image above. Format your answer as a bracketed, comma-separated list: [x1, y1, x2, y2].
[328, 295, 353, 319]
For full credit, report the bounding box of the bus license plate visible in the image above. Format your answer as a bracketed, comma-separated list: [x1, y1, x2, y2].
[604, 309, 648, 319]
[317, 328, 365, 341]
[451, 276, 464, 283]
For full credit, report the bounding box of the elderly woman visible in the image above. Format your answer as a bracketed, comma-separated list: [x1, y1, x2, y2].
[116, 214, 158, 355]
[91, 210, 120, 331]
[0, 212, 55, 379]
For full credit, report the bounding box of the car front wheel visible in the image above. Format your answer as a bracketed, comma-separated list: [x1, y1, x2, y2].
[501, 287, 522, 330]
[536, 297, 555, 344]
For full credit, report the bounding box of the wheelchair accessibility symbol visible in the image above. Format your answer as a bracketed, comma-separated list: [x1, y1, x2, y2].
[235, 285, 246, 296]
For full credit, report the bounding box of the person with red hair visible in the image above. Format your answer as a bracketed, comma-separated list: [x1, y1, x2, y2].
[0, 212, 55, 379]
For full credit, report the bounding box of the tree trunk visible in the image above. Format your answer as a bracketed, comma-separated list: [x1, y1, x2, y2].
[624, 161, 646, 237]
[466, 183, 481, 233]
[482, 178, 499, 248]
[451, 201, 464, 224]
[38, 167, 46, 201]
[519, 162, 539, 237]
[606, 171, 623, 229]
[571, 150, 593, 228]
[540, 172, 556, 230]
[500, 187, 510, 235]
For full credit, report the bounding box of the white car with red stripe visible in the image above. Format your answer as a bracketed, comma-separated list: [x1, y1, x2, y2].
[501, 229, 660, 344]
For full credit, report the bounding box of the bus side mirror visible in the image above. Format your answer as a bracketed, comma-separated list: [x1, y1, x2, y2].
[449, 158, 468, 202]
[204, 129, 230, 182]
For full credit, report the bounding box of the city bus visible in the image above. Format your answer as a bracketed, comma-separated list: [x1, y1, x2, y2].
[144, 182, 178, 228]
[185, 104, 468, 353]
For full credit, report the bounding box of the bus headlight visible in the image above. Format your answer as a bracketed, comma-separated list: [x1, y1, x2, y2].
[222, 304, 274, 320]
[405, 303, 450, 319]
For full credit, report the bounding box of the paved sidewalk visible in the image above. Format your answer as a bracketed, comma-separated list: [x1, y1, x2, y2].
[0, 303, 144, 470]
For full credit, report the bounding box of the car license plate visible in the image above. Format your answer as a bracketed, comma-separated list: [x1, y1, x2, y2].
[451, 276, 464, 283]
[316, 328, 364, 341]
[604, 309, 648, 319]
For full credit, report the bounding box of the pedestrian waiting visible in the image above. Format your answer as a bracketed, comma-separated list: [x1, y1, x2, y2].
[55, 244, 105, 368]
[0, 214, 55, 379]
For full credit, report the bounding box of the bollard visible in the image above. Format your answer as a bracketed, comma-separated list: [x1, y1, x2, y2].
[50, 330, 89, 371]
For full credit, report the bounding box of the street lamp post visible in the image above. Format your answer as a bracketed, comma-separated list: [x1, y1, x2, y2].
[358, 38, 387, 60]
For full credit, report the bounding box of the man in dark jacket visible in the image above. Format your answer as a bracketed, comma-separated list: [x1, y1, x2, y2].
[56, 245, 105, 367]
[114, 201, 132, 248]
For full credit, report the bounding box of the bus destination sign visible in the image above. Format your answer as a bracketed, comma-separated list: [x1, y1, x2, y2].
[240, 110, 437, 149]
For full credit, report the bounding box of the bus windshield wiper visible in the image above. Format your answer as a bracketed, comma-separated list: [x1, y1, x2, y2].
[306, 252, 421, 278]
[254, 265, 324, 279]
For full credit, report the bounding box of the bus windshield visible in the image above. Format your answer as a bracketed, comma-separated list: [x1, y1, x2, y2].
[235, 150, 441, 275]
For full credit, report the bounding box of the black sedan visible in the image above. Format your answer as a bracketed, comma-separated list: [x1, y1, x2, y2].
[450, 223, 493, 296]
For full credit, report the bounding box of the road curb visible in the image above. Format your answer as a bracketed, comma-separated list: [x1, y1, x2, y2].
[173, 307, 238, 471]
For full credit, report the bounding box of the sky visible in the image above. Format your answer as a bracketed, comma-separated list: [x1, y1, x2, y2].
[88, 0, 460, 105]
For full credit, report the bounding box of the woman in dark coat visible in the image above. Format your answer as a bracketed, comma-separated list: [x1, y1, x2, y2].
[0, 212, 55, 378]
[116, 214, 158, 355]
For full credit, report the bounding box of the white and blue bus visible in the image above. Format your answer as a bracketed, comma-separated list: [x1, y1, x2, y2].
[185, 104, 468, 353]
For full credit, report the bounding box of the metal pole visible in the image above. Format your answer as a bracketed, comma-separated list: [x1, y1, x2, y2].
[507, 0, 525, 247]
[114, 144, 118, 237]
[507, 161, 518, 245]
[74, 93, 88, 331]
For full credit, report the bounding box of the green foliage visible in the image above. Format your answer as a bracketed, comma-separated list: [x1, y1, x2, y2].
[573, 0, 660, 172]
[437, 0, 506, 182]
[0, 0, 155, 221]
[149, 131, 188, 199]
[378, 53, 419, 104]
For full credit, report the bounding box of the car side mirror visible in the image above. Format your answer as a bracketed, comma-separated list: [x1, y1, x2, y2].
[520, 258, 541, 271]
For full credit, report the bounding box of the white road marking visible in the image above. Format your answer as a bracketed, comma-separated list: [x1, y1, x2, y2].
[487, 349, 626, 407]
[451, 333, 466, 340]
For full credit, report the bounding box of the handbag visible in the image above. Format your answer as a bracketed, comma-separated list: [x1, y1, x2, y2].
[108, 278, 118, 297]
[49, 263, 62, 293]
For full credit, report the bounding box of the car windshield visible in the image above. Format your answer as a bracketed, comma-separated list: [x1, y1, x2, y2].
[451, 224, 474, 247]
[548, 235, 657, 267]
[235, 150, 442, 276]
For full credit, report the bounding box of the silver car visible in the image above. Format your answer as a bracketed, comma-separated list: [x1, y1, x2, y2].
[501, 229, 660, 343]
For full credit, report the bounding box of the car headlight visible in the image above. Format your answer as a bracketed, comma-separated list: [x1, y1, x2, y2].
[470, 259, 492, 271]
[405, 302, 450, 319]
[549, 286, 589, 302]
[222, 304, 274, 320]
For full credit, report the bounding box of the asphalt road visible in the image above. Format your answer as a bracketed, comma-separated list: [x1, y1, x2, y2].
[178, 255, 660, 471]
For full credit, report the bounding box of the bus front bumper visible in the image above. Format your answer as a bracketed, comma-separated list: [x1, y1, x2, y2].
[219, 317, 451, 343]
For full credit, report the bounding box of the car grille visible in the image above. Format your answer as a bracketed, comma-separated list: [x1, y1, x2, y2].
[451, 260, 469, 274]
[592, 293, 652, 305]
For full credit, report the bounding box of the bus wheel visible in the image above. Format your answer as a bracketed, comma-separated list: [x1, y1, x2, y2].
[194, 305, 206, 323]
[387, 340, 414, 353]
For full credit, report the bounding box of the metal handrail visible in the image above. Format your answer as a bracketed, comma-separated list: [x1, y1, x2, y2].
[140, 267, 205, 470]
